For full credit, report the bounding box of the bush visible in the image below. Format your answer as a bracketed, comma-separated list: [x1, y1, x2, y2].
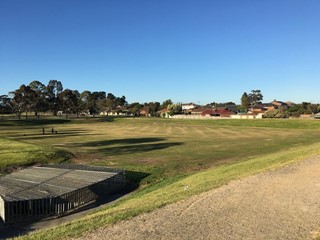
[263, 110, 288, 118]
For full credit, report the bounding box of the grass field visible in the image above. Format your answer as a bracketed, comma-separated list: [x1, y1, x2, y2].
[1, 117, 320, 239]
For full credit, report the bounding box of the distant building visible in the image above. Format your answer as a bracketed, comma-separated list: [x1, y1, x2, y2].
[182, 103, 198, 113]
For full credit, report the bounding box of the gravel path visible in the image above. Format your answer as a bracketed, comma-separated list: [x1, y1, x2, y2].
[78, 156, 320, 240]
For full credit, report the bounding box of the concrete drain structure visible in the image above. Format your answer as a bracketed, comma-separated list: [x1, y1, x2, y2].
[0, 165, 127, 223]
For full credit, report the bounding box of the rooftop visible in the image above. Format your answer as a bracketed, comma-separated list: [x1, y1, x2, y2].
[0, 165, 122, 202]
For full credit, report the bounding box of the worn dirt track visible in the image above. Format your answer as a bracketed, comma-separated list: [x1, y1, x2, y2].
[78, 156, 320, 240]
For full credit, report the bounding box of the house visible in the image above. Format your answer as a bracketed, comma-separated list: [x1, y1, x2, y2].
[249, 104, 269, 114]
[182, 103, 198, 113]
[190, 108, 233, 117]
[157, 108, 170, 118]
[190, 108, 211, 115]
[271, 100, 288, 110]
[100, 106, 132, 116]
[200, 109, 216, 116]
[215, 109, 233, 117]
[214, 104, 238, 114]
[139, 108, 150, 117]
[286, 101, 296, 107]
[261, 103, 275, 111]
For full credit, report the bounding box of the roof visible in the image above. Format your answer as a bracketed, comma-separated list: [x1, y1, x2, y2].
[271, 100, 287, 106]
[181, 103, 197, 106]
[252, 104, 268, 109]
[0, 165, 122, 202]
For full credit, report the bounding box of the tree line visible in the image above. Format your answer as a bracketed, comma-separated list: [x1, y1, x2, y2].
[0, 80, 182, 119]
[240, 89, 320, 117]
[0, 80, 127, 119]
[2, 83, 319, 119]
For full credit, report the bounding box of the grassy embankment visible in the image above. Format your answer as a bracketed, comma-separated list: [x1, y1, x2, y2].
[1, 118, 320, 239]
[0, 137, 71, 174]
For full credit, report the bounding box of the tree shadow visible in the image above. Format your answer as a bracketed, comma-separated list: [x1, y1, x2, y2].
[96, 142, 183, 156]
[74, 138, 167, 147]
[10, 130, 101, 140]
[0, 170, 149, 239]
[0, 119, 71, 127]
[70, 138, 183, 156]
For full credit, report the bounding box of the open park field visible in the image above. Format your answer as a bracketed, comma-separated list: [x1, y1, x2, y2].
[1, 117, 320, 239]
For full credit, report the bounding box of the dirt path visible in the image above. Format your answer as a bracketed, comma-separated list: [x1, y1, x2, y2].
[77, 156, 320, 240]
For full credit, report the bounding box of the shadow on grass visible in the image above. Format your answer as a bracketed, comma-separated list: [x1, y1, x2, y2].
[0, 119, 72, 127]
[98, 142, 183, 156]
[70, 138, 183, 156]
[75, 137, 167, 147]
[9, 130, 100, 140]
[0, 169, 149, 239]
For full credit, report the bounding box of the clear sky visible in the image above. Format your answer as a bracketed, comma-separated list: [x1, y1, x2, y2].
[1, 0, 320, 104]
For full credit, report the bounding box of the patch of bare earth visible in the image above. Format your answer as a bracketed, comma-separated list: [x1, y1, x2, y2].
[77, 156, 320, 240]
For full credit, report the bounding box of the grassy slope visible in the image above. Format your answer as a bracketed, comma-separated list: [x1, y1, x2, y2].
[15, 142, 320, 240]
[0, 137, 71, 173]
[1, 118, 320, 239]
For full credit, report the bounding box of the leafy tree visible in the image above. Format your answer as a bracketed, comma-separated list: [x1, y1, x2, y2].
[115, 95, 127, 107]
[79, 90, 92, 115]
[167, 103, 182, 116]
[47, 80, 63, 115]
[10, 84, 36, 119]
[225, 102, 236, 106]
[29, 80, 47, 116]
[91, 91, 106, 115]
[79, 91, 107, 116]
[105, 93, 116, 113]
[241, 92, 250, 109]
[0, 95, 13, 114]
[80, 91, 97, 116]
[263, 109, 288, 118]
[58, 89, 79, 118]
[248, 90, 263, 106]
[161, 99, 173, 109]
[127, 102, 143, 116]
[308, 103, 318, 114]
[145, 102, 160, 117]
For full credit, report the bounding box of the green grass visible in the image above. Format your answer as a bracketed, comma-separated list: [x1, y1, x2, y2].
[15, 141, 320, 240]
[1, 117, 320, 239]
[0, 137, 71, 173]
[3, 118, 320, 181]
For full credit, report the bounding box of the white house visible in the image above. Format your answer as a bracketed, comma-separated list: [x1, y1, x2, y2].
[182, 103, 198, 111]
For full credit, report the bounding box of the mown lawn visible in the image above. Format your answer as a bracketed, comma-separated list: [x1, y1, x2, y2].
[1, 117, 320, 239]
[0, 137, 71, 173]
[2, 118, 320, 183]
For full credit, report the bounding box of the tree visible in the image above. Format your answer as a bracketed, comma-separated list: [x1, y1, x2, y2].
[79, 90, 91, 114]
[127, 102, 143, 116]
[146, 102, 160, 117]
[241, 92, 250, 109]
[29, 80, 47, 116]
[161, 99, 173, 109]
[308, 103, 318, 114]
[91, 91, 106, 115]
[248, 90, 263, 106]
[105, 93, 116, 112]
[47, 80, 63, 115]
[115, 95, 127, 107]
[79, 91, 107, 116]
[58, 89, 79, 118]
[0, 95, 13, 114]
[10, 84, 36, 119]
[167, 103, 182, 116]
[263, 109, 288, 118]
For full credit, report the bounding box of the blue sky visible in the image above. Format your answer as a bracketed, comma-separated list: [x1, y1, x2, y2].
[1, 0, 320, 104]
